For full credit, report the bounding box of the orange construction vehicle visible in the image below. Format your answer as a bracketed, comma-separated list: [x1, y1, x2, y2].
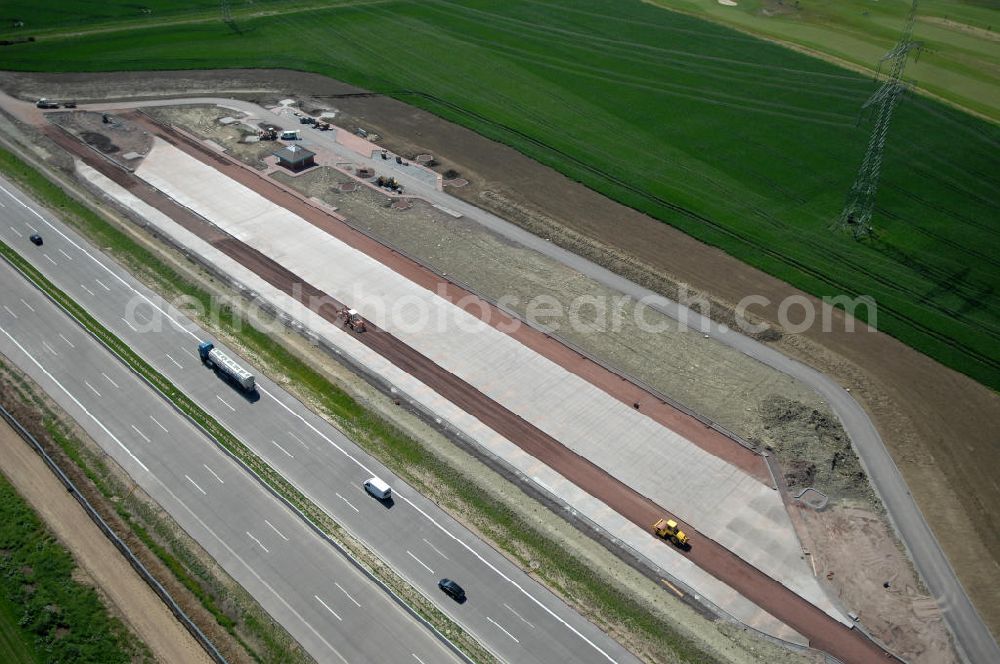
[653, 518, 690, 548]
[340, 308, 367, 333]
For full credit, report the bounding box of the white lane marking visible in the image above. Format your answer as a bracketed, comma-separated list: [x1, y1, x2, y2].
[271, 440, 294, 458]
[246, 531, 269, 554]
[487, 616, 520, 643]
[120, 317, 137, 332]
[19, 298, 35, 312]
[42, 340, 58, 356]
[334, 582, 361, 608]
[58, 248, 73, 261]
[8, 225, 21, 236]
[185, 475, 207, 496]
[130, 425, 151, 443]
[406, 550, 434, 575]
[314, 595, 342, 622]
[94, 278, 111, 291]
[335, 492, 359, 513]
[59, 333, 75, 348]
[43, 253, 57, 265]
[288, 430, 309, 450]
[80, 283, 95, 296]
[423, 538, 449, 561]
[264, 519, 288, 541]
[165, 353, 183, 369]
[181, 347, 197, 359]
[0, 200, 5, 207]
[2, 180, 606, 659]
[83, 380, 101, 397]
[255, 385, 623, 662]
[412, 655, 428, 664]
[0, 324, 149, 473]
[0, 187, 199, 340]
[505, 602, 536, 629]
[203, 464, 225, 484]
[101, 372, 119, 388]
[150, 415, 168, 432]
[145, 476, 349, 663]
[3, 305, 18, 319]
[216, 395, 235, 411]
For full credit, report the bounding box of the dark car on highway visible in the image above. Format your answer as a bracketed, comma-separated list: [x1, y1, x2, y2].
[438, 578, 466, 602]
[29, 233, 43, 246]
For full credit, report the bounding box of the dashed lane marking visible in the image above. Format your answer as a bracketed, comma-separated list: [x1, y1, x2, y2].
[185, 475, 207, 496]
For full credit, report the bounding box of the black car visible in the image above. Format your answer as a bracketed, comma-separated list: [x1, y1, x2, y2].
[29, 234, 43, 246]
[438, 578, 466, 602]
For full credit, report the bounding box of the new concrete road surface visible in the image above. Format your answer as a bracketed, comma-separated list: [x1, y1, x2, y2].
[0, 175, 640, 664]
[95, 96, 996, 664]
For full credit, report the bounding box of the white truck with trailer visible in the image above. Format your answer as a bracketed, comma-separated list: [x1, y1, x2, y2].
[198, 341, 255, 392]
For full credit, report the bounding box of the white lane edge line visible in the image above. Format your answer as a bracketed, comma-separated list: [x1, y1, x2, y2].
[216, 395, 235, 411]
[334, 492, 359, 513]
[59, 333, 75, 348]
[264, 519, 288, 541]
[185, 474, 207, 495]
[423, 538, 449, 561]
[130, 425, 151, 444]
[83, 380, 101, 397]
[504, 602, 535, 629]
[246, 531, 269, 554]
[314, 595, 342, 622]
[406, 550, 434, 575]
[487, 616, 520, 643]
[271, 440, 294, 458]
[101, 372, 119, 388]
[150, 415, 168, 432]
[334, 582, 361, 608]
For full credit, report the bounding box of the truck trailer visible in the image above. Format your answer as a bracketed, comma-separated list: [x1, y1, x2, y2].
[198, 341, 255, 392]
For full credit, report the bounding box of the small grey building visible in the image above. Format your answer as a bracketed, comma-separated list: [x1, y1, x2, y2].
[274, 144, 316, 172]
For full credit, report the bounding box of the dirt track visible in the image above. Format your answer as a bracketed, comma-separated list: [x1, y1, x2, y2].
[0, 418, 212, 664]
[42, 111, 903, 664]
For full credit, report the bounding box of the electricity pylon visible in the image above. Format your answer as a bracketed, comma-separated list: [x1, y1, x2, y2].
[837, 1, 921, 238]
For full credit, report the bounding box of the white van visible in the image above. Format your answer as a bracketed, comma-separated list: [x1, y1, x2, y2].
[363, 477, 392, 500]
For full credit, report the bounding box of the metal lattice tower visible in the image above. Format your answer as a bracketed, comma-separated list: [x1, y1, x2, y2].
[837, 0, 921, 238]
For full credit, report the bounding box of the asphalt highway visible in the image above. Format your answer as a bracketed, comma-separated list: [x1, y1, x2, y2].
[0, 175, 639, 664]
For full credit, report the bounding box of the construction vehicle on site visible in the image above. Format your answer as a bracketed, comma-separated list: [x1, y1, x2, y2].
[340, 308, 367, 333]
[653, 518, 690, 548]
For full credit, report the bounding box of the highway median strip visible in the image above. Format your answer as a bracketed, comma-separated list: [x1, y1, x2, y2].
[0, 238, 493, 664]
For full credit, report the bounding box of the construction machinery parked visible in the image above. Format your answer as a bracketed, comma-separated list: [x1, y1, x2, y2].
[653, 518, 690, 548]
[340, 308, 367, 333]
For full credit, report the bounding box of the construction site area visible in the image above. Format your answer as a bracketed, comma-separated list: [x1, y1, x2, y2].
[0, 64, 990, 664]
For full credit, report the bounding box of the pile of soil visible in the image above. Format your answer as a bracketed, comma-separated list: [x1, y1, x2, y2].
[79, 130, 117, 153]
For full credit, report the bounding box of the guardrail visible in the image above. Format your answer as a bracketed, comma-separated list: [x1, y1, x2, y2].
[0, 402, 228, 664]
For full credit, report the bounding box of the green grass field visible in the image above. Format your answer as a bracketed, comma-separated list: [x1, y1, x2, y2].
[649, 0, 1000, 122]
[0, 471, 140, 663]
[1, 0, 998, 389]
